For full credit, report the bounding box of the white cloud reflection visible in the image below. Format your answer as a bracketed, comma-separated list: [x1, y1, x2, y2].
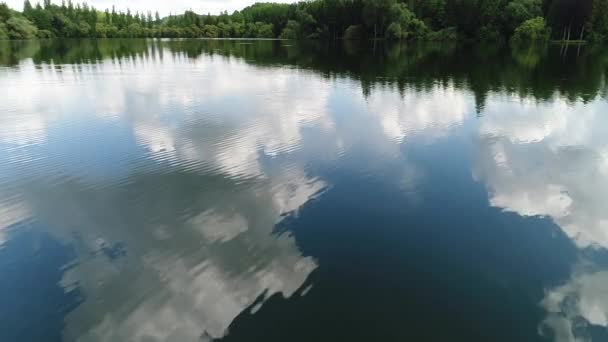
[473, 93, 608, 341]
[6, 40, 584, 341]
[0, 39, 474, 340]
[0, 45, 330, 341]
[367, 83, 471, 143]
[541, 268, 608, 342]
[475, 94, 608, 249]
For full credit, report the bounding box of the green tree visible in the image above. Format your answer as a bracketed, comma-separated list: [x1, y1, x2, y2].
[0, 23, 8, 39]
[0, 0, 607, 42]
[295, 9, 317, 38]
[258, 22, 274, 38]
[125, 22, 143, 37]
[362, 0, 395, 38]
[511, 16, 551, 42]
[23, 0, 33, 16]
[587, 0, 608, 41]
[77, 21, 90, 37]
[203, 24, 219, 38]
[386, 22, 404, 39]
[506, 0, 543, 32]
[6, 16, 38, 39]
[386, 3, 427, 40]
[231, 22, 244, 37]
[423, 0, 447, 28]
[36, 28, 53, 38]
[0, 2, 11, 22]
[279, 19, 300, 39]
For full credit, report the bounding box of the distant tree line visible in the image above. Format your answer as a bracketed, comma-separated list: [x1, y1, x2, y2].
[1, 0, 608, 43]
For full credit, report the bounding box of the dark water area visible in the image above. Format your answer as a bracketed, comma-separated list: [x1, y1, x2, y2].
[0, 39, 607, 342]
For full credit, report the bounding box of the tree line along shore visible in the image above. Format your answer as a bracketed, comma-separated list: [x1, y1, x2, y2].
[1, 0, 606, 44]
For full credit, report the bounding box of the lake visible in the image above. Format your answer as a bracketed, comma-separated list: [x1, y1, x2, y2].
[1, 39, 607, 342]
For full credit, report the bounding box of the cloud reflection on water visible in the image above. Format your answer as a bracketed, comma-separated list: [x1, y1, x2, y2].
[2, 39, 607, 341]
[474, 93, 608, 341]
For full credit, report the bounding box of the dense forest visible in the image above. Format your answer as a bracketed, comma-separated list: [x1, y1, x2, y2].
[1, 0, 608, 43]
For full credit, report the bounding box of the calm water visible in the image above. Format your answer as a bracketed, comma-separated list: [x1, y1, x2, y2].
[1, 39, 607, 342]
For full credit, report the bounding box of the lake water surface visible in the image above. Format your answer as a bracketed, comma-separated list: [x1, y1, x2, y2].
[1, 39, 608, 342]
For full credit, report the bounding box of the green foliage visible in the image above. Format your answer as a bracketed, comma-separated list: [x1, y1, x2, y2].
[587, 0, 608, 41]
[280, 20, 301, 39]
[363, 0, 395, 38]
[426, 27, 458, 41]
[389, 3, 414, 25]
[240, 2, 290, 36]
[0, 22, 8, 40]
[36, 28, 54, 38]
[409, 18, 429, 39]
[478, 25, 502, 41]
[385, 3, 428, 40]
[125, 23, 142, 38]
[203, 25, 219, 38]
[511, 17, 551, 43]
[479, 0, 503, 25]
[217, 22, 231, 37]
[246, 22, 273, 38]
[422, 0, 447, 29]
[0, 2, 10, 22]
[78, 21, 91, 36]
[386, 22, 404, 40]
[6, 16, 38, 39]
[506, 0, 543, 31]
[0, 0, 606, 43]
[95, 22, 118, 38]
